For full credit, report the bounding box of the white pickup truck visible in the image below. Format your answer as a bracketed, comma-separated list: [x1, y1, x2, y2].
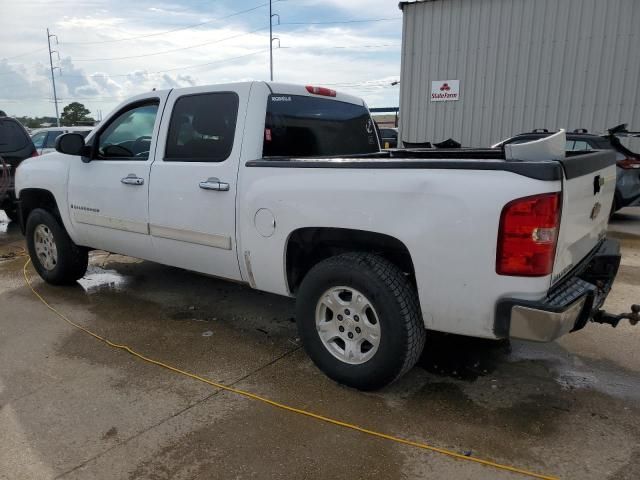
[15, 82, 634, 390]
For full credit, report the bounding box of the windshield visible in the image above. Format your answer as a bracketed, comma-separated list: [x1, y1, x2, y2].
[263, 94, 379, 157]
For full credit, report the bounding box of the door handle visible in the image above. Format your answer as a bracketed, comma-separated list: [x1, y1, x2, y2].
[121, 174, 144, 185]
[199, 177, 230, 191]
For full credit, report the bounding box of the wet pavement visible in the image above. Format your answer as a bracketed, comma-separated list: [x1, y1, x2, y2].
[1, 208, 639, 480]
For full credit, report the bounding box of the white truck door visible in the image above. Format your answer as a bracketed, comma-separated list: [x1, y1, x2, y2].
[67, 93, 168, 259]
[148, 83, 251, 280]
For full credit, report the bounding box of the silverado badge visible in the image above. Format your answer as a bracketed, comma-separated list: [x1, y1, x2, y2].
[590, 202, 602, 220]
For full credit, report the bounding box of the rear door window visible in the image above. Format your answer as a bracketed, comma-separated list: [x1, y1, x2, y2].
[0, 119, 29, 153]
[165, 92, 239, 162]
[263, 94, 379, 157]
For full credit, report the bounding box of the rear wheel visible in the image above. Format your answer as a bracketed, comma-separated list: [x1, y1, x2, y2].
[296, 252, 426, 390]
[26, 208, 88, 285]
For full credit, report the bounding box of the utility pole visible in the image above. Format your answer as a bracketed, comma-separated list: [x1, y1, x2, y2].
[269, 0, 280, 81]
[47, 28, 60, 127]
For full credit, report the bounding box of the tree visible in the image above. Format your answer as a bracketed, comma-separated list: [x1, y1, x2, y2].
[60, 102, 94, 126]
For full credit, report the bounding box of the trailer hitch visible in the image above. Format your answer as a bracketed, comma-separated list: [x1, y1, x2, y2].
[593, 304, 640, 327]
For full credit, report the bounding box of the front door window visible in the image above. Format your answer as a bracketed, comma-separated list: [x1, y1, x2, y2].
[96, 103, 159, 160]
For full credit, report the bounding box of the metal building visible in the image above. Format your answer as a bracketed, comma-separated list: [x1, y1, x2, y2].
[398, 0, 640, 148]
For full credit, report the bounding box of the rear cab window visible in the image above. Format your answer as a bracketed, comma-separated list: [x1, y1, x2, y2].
[263, 94, 379, 157]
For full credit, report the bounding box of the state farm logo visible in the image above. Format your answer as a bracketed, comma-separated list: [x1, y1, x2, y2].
[431, 80, 460, 102]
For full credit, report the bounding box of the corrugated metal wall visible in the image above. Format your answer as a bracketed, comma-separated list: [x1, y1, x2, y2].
[398, 0, 640, 148]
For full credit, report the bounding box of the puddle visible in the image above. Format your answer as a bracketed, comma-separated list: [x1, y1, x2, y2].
[509, 341, 640, 400]
[77, 266, 130, 294]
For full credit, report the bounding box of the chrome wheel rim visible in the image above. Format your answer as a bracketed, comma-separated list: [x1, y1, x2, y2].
[34, 224, 58, 271]
[315, 286, 381, 365]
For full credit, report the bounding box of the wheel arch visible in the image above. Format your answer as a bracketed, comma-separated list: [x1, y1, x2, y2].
[284, 227, 416, 295]
[18, 188, 61, 234]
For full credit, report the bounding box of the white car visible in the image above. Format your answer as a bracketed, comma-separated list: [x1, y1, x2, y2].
[31, 126, 93, 156]
[14, 82, 632, 390]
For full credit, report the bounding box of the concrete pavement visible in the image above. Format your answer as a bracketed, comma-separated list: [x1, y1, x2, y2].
[1, 208, 639, 479]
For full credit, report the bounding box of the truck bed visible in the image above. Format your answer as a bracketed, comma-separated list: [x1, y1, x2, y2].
[248, 148, 614, 182]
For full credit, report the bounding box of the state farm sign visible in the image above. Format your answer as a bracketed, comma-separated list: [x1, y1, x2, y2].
[431, 80, 460, 102]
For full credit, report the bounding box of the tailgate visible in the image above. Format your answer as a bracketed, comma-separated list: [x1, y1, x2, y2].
[552, 150, 617, 284]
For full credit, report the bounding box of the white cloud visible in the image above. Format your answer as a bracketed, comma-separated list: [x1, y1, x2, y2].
[0, 0, 403, 117]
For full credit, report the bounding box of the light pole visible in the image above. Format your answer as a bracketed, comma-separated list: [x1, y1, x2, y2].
[47, 28, 61, 127]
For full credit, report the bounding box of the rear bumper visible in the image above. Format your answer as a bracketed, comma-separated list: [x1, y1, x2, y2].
[495, 238, 621, 342]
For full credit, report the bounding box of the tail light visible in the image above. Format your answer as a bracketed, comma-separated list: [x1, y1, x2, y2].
[31, 150, 39, 157]
[496, 192, 561, 276]
[617, 157, 640, 169]
[305, 85, 336, 97]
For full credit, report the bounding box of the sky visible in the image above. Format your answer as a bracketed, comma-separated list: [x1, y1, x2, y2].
[0, 0, 403, 118]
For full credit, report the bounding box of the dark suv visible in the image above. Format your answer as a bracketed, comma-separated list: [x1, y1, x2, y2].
[0, 115, 37, 221]
[493, 125, 640, 215]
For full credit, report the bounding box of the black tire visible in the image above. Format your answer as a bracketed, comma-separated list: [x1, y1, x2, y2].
[296, 252, 426, 390]
[26, 208, 88, 285]
[2, 206, 18, 222]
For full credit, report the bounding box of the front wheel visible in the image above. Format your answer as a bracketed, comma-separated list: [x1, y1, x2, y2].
[296, 253, 426, 390]
[26, 208, 88, 285]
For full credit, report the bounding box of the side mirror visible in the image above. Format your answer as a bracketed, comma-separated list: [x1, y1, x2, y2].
[55, 133, 87, 157]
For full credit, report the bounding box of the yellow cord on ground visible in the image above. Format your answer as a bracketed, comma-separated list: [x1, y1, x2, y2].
[22, 258, 558, 480]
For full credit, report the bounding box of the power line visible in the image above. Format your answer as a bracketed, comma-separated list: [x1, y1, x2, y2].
[0, 42, 396, 78]
[60, 19, 399, 63]
[0, 44, 396, 81]
[279, 17, 401, 26]
[1, 47, 48, 61]
[280, 44, 400, 51]
[152, 48, 269, 74]
[59, 2, 278, 45]
[69, 27, 268, 62]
